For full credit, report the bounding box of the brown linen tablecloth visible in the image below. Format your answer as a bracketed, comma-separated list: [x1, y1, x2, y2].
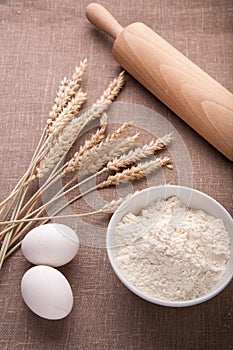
[0, 1, 232, 349]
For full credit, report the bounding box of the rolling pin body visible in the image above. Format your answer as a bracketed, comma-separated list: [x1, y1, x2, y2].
[86, 3, 233, 160]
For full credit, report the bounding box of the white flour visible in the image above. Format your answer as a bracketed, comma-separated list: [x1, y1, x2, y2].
[114, 196, 231, 301]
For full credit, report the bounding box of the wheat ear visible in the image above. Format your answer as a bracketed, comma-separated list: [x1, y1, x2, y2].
[46, 59, 87, 131]
[47, 89, 87, 141]
[74, 121, 133, 176]
[106, 121, 132, 141]
[98, 157, 172, 188]
[100, 193, 137, 213]
[62, 113, 108, 175]
[97, 70, 125, 104]
[107, 133, 172, 171]
[78, 134, 139, 177]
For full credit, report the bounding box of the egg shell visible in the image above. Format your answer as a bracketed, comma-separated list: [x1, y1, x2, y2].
[21, 265, 73, 320]
[21, 223, 79, 267]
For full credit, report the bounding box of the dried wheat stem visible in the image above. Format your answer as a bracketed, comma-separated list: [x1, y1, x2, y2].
[0, 150, 67, 241]
[0, 180, 29, 268]
[1, 165, 106, 241]
[10, 187, 95, 238]
[0, 195, 131, 227]
[4, 194, 132, 260]
[0, 203, 19, 261]
[1, 70, 131, 265]
[20, 152, 65, 218]
[0, 126, 48, 249]
[98, 157, 172, 188]
[0, 212, 96, 225]
[5, 241, 22, 259]
[9, 204, 47, 247]
[0, 127, 108, 239]
[12, 167, 105, 233]
[0, 126, 47, 210]
[34, 158, 171, 230]
[7, 170, 89, 253]
[16, 165, 131, 237]
[9, 153, 68, 241]
[6, 153, 170, 252]
[8, 154, 81, 242]
[35, 157, 170, 226]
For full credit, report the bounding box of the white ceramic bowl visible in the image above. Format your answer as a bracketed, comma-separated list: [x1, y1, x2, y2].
[106, 185, 233, 307]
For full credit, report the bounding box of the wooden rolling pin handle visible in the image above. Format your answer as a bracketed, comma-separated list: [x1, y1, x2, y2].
[86, 3, 123, 39]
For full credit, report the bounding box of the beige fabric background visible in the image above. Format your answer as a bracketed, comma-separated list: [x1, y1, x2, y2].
[0, 1, 232, 349]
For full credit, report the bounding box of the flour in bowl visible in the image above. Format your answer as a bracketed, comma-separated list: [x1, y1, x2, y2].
[114, 196, 231, 301]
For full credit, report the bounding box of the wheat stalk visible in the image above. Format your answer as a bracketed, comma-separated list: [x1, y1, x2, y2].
[33, 158, 171, 228]
[0, 194, 135, 226]
[0, 120, 134, 241]
[8, 133, 167, 237]
[0, 64, 175, 268]
[0, 132, 140, 241]
[0, 67, 128, 267]
[0, 72, 127, 237]
[2, 131, 139, 239]
[14, 134, 140, 226]
[23, 73, 126, 220]
[44, 158, 172, 221]
[1, 155, 172, 260]
[2, 193, 137, 261]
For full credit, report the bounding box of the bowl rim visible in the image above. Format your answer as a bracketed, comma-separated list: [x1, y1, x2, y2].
[106, 185, 233, 307]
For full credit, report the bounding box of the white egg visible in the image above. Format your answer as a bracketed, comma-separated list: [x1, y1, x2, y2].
[21, 223, 79, 267]
[21, 265, 73, 320]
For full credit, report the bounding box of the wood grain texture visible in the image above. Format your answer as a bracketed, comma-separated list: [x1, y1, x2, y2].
[87, 3, 233, 160]
[113, 23, 233, 160]
[0, 1, 232, 349]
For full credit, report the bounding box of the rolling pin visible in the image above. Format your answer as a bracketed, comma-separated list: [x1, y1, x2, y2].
[86, 3, 233, 161]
